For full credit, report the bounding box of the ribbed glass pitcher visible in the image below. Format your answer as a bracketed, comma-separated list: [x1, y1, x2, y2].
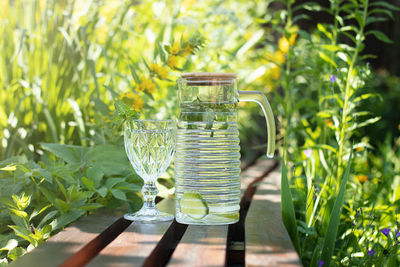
[175, 72, 275, 225]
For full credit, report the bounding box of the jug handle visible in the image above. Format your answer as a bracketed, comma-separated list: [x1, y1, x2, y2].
[238, 91, 276, 158]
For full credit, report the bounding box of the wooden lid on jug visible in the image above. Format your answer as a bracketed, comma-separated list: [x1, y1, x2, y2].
[181, 72, 236, 86]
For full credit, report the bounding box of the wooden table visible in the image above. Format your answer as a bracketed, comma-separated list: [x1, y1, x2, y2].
[10, 159, 301, 267]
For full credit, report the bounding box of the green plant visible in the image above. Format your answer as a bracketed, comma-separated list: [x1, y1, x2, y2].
[0, 143, 143, 264]
[274, 0, 400, 265]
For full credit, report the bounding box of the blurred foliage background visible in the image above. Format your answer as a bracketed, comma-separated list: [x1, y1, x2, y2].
[0, 0, 399, 265]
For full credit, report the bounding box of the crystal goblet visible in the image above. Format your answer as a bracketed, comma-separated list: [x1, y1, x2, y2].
[123, 119, 175, 222]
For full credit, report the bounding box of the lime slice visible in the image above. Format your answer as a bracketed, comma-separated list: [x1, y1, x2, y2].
[180, 191, 209, 220]
[219, 213, 239, 221]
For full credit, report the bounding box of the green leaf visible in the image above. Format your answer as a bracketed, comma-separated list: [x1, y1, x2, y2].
[295, 1, 322, 12]
[348, 117, 381, 131]
[110, 189, 127, 201]
[54, 199, 71, 213]
[7, 247, 26, 261]
[157, 42, 166, 62]
[114, 100, 138, 119]
[50, 209, 85, 231]
[321, 44, 341, 52]
[337, 52, 351, 64]
[308, 144, 337, 154]
[306, 186, 314, 226]
[9, 209, 28, 220]
[352, 93, 382, 103]
[68, 98, 86, 146]
[281, 160, 300, 254]
[0, 197, 16, 208]
[142, 57, 151, 72]
[366, 16, 388, 25]
[114, 181, 142, 192]
[80, 203, 103, 211]
[320, 149, 353, 265]
[51, 165, 76, 184]
[318, 51, 337, 68]
[366, 30, 393, 44]
[12, 193, 31, 210]
[370, 1, 400, 11]
[81, 177, 95, 191]
[54, 177, 68, 199]
[37, 169, 52, 183]
[106, 177, 126, 189]
[84, 145, 131, 176]
[8, 225, 36, 246]
[0, 165, 16, 171]
[41, 143, 80, 164]
[316, 110, 334, 118]
[96, 187, 108, 198]
[29, 204, 53, 221]
[91, 96, 111, 117]
[129, 64, 140, 84]
[317, 23, 332, 39]
[38, 210, 58, 228]
[86, 165, 104, 188]
[368, 8, 394, 20]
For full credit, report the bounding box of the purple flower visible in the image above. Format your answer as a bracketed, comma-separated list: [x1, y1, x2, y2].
[396, 229, 400, 238]
[329, 74, 336, 83]
[318, 260, 324, 267]
[304, 148, 312, 158]
[368, 249, 375, 256]
[381, 228, 391, 236]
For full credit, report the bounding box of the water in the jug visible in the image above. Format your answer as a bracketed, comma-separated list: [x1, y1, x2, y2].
[175, 102, 241, 225]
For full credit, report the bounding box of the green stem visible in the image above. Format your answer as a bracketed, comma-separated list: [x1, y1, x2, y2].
[283, 1, 293, 163]
[336, 0, 368, 182]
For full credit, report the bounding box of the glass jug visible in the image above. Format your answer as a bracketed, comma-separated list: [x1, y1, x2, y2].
[175, 72, 275, 225]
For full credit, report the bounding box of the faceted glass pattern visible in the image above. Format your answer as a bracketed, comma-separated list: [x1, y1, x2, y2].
[123, 119, 175, 222]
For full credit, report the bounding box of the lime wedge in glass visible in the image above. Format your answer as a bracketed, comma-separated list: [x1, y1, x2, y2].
[180, 191, 209, 220]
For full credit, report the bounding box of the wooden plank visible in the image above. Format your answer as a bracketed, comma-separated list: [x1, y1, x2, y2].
[168, 225, 228, 266]
[240, 158, 277, 191]
[245, 170, 302, 266]
[9, 214, 120, 267]
[85, 199, 175, 267]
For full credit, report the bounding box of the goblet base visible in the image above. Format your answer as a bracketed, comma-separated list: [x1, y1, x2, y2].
[124, 208, 174, 222]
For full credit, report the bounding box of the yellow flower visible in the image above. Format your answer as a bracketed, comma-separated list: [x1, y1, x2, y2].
[140, 77, 156, 94]
[131, 94, 144, 112]
[275, 50, 285, 64]
[325, 119, 333, 127]
[118, 92, 126, 100]
[357, 175, 368, 184]
[355, 146, 364, 152]
[136, 83, 144, 92]
[169, 42, 180, 55]
[125, 91, 135, 98]
[150, 63, 168, 79]
[278, 33, 297, 54]
[270, 65, 281, 80]
[167, 56, 179, 69]
[279, 37, 290, 53]
[180, 46, 194, 57]
[289, 33, 297, 46]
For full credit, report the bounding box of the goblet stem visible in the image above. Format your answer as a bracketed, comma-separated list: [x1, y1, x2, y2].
[142, 180, 158, 211]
